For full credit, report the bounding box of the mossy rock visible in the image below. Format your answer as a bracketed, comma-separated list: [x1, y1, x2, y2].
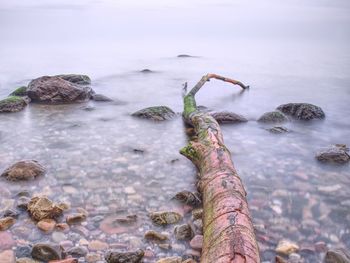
[55, 74, 91, 85]
[277, 103, 325, 120]
[132, 106, 176, 121]
[9, 86, 27, 96]
[0, 96, 28, 113]
[258, 111, 289, 123]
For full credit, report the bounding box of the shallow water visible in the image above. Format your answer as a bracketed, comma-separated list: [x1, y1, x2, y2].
[0, 0, 349, 262]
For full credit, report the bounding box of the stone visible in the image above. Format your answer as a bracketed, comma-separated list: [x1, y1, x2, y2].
[1, 160, 45, 181]
[156, 257, 182, 263]
[91, 94, 113, 102]
[17, 196, 31, 210]
[100, 215, 138, 235]
[325, 249, 350, 263]
[149, 211, 182, 226]
[258, 111, 289, 123]
[173, 191, 201, 207]
[27, 196, 65, 221]
[182, 260, 197, 263]
[9, 86, 27, 97]
[192, 208, 203, 220]
[316, 144, 350, 164]
[16, 244, 32, 258]
[178, 54, 194, 58]
[190, 235, 203, 250]
[276, 103, 325, 120]
[0, 96, 28, 113]
[124, 186, 136, 195]
[66, 246, 88, 258]
[66, 213, 87, 225]
[51, 232, 67, 243]
[48, 259, 78, 263]
[144, 230, 168, 241]
[55, 223, 70, 232]
[158, 243, 171, 250]
[210, 111, 248, 123]
[140, 69, 153, 73]
[54, 74, 91, 85]
[174, 224, 194, 240]
[31, 243, 62, 262]
[193, 219, 203, 234]
[3, 209, 20, 218]
[0, 250, 15, 263]
[0, 217, 16, 231]
[37, 219, 56, 232]
[16, 258, 40, 263]
[86, 253, 102, 263]
[105, 249, 144, 263]
[88, 240, 109, 251]
[0, 231, 15, 249]
[266, 126, 289, 134]
[132, 106, 176, 121]
[27, 76, 93, 103]
[276, 240, 299, 255]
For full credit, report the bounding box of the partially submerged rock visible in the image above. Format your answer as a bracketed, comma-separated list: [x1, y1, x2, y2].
[258, 111, 288, 123]
[266, 126, 289, 134]
[31, 243, 62, 262]
[0, 96, 28, 113]
[105, 249, 144, 263]
[210, 111, 248, 124]
[144, 230, 168, 241]
[27, 196, 65, 221]
[1, 160, 45, 181]
[54, 74, 91, 85]
[149, 211, 182, 226]
[27, 76, 93, 103]
[66, 213, 87, 225]
[276, 103, 325, 120]
[325, 248, 350, 263]
[275, 240, 299, 255]
[316, 144, 350, 164]
[156, 256, 182, 263]
[9, 86, 27, 96]
[91, 94, 113, 102]
[174, 224, 194, 240]
[132, 106, 176, 121]
[173, 191, 201, 207]
[0, 217, 16, 231]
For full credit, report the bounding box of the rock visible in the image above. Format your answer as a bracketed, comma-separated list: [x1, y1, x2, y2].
[192, 208, 203, 220]
[275, 255, 288, 263]
[140, 69, 153, 73]
[17, 196, 31, 210]
[48, 259, 78, 263]
[0, 217, 15, 231]
[0, 250, 15, 263]
[52, 232, 67, 243]
[144, 230, 168, 241]
[9, 86, 27, 97]
[55, 223, 69, 232]
[27, 76, 93, 103]
[91, 94, 113, 102]
[316, 144, 350, 164]
[276, 240, 299, 255]
[105, 249, 144, 263]
[1, 160, 45, 181]
[190, 235, 203, 250]
[149, 211, 182, 226]
[3, 209, 20, 218]
[86, 253, 102, 263]
[156, 257, 182, 263]
[276, 103, 325, 120]
[182, 260, 197, 263]
[27, 196, 65, 221]
[16, 257, 40, 263]
[124, 187, 136, 195]
[66, 213, 87, 225]
[177, 54, 194, 58]
[132, 106, 176, 121]
[210, 111, 248, 123]
[0, 96, 28, 113]
[66, 246, 88, 258]
[31, 243, 62, 262]
[174, 224, 194, 240]
[54, 74, 91, 85]
[16, 244, 32, 258]
[193, 219, 203, 234]
[158, 243, 171, 250]
[88, 240, 109, 251]
[0, 231, 15, 249]
[173, 191, 201, 207]
[100, 215, 138, 234]
[258, 111, 288, 123]
[37, 219, 56, 232]
[325, 249, 350, 263]
[266, 126, 289, 134]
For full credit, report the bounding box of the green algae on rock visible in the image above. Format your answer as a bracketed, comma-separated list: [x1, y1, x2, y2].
[132, 106, 176, 121]
[0, 96, 28, 113]
[9, 86, 27, 96]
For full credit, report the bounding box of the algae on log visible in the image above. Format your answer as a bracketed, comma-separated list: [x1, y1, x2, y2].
[181, 73, 260, 263]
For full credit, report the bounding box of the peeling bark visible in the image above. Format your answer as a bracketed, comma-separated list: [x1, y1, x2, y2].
[181, 74, 260, 263]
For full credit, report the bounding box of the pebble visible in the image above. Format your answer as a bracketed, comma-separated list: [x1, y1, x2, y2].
[88, 240, 109, 251]
[149, 211, 182, 226]
[16, 258, 41, 263]
[0, 250, 15, 263]
[48, 259, 78, 263]
[276, 240, 299, 255]
[66, 213, 87, 225]
[192, 208, 203, 220]
[52, 231, 67, 243]
[0, 231, 15, 249]
[66, 246, 88, 257]
[37, 219, 56, 232]
[144, 230, 168, 241]
[156, 257, 182, 263]
[174, 224, 194, 240]
[55, 223, 70, 232]
[16, 244, 32, 258]
[86, 253, 102, 263]
[124, 186, 136, 194]
[31, 243, 62, 261]
[190, 235, 203, 250]
[0, 217, 16, 231]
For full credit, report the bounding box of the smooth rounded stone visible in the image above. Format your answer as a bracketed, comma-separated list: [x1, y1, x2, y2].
[189, 235, 203, 250]
[100, 215, 138, 235]
[0, 96, 28, 113]
[16, 257, 41, 263]
[37, 219, 56, 232]
[158, 243, 171, 250]
[193, 219, 203, 234]
[1, 160, 45, 181]
[156, 256, 182, 263]
[9, 86, 28, 97]
[86, 253, 102, 263]
[16, 245, 33, 258]
[275, 255, 288, 263]
[325, 249, 350, 263]
[131, 106, 176, 121]
[59, 240, 74, 251]
[48, 259, 78, 263]
[266, 126, 289, 134]
[66, 246, 88, 258]
[0, 232, 15, 249]
[27, 196, 65, 221]
[27, 76, 93, 103]
[210, 111, 248, 123]
[192, 208, 203, 220]
[276, 103, 325, 120]
[316, 144, 350, 164]
[149, 211, 182, 226]
[52, 231, 67, 243]
[144, 230, 168, 241]
[174, 224, 194, 240]
[0, 250, 15, 263]
[258, 111, 288, 123]
[54, 74, 91, 85]
[288, 253, 301, 263]
[105, 249, 144, 263]
[17, 196, 31, 210]
[66, 213, 87, 225]
[0, 217, 16, 231]
[56, 223, 70, 232]
[72, 225, 89, 237]
[276, 240, 299, 255]
[3, 208, 20, 218]
[182, 259, 197, 263]
[88, 240, 109, 251]
[173, 191, 201, 207]
[31, 243, 62, 261]
[91, 94, 113, 102]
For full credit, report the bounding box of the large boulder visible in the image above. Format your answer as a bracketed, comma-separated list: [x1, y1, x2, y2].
[1, 160, 45, 181]
[276, 103, 325, 120]
[258, 111, 288, 123]
[0, 96, 28, 113]
[54, 74, 91, 85]
[132, 106, 176, 121]
[316, 144, 350, 164]
[27, 76, 93, 103]
[210, 111, 248, 123]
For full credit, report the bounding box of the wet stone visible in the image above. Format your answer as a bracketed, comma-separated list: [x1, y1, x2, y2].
[0, 216, 16, 231]
[31, 243, 62, 262]
[173, 191, 201, 207]
[88, 240, 109, 251]
[325, 249, 350, 263]
[210, 111, 248, 123]
[66, 213, 87, 225]
[1, 160, 45, 181]
[0, 231, 15, 249]
[16, 258, 41, 263]
[189, 235, 203, 250]
[27, 196, 65, 221]
[16, 244, 33, 258]
[132, 106, 176, 121]
[276, 102, 325, 120]
[191, 208, 203, 220]
[0, 250, 15, 263]
[66, 246, 88, 258]
[0, 96, 28, 113]
[266, 126, 289, 134]
[156, 256, 182, 263]
[149, 211, 182, 226]
[105, 249, 144, 263]
[276, 240, 299, 255]
[37, 219, 56, 232]
[174, 224, 194, 240]
[86, 253, 102, 263]
[144, 230, 168, 241]
[91, 94, 113, 102]
[258, 111, 288, 123]
[316, 144, 350, 164]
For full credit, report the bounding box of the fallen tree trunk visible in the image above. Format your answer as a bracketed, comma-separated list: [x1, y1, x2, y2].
[180, 74, 260, 263]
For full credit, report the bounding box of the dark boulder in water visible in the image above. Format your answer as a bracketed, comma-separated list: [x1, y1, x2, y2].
[173, 191, 202, 207]
[316, 144, 350, 164]
[258, 111, 288, 123]
[266, 126, 289, 134]
[91, 94, 113, 102]
[276, 103, 325, 120]
[211, 111, 248, 124]
[54, 74, 91, 85]
[31, 243, 62, 262]
[132, 106, 176, 121]
[105, 249, 144, 263]
[0, 96, 29, 113]
[1, 160, 45, 181]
